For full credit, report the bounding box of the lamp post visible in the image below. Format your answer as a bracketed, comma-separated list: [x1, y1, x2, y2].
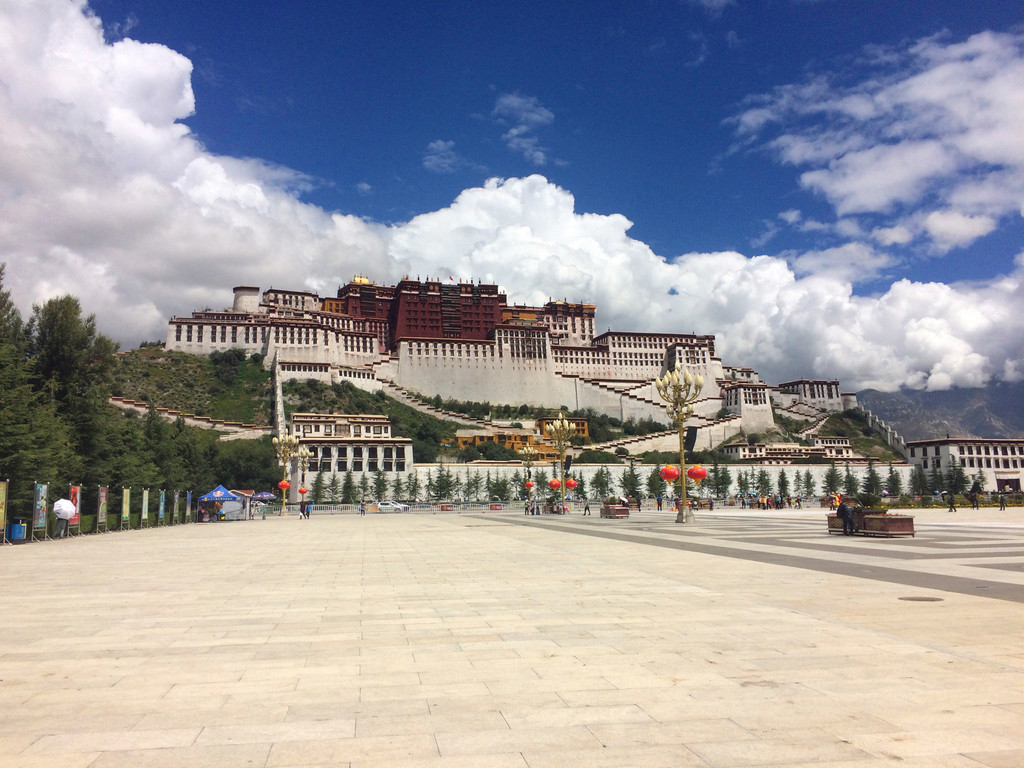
[297, 445, 312, 513]
[545, 413, 575, 514]
[272, 433, 299, 516]
[518, 445, 539, 509]
[654, 361, 704, 523]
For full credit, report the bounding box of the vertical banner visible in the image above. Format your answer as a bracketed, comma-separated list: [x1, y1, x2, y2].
[0, 480, 7, 542]
[68, 485, 81, 533]
[158, 490, 166, 524]
[97, 486, 108, 532]
[141, 489, 150, 528]
[186, 490, 192, 523]
[33, 483, 48, 534]
[121, 488, 131, 529]
[172, 491, 179, 526]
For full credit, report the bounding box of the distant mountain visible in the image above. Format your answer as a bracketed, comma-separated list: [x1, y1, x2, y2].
[856, 382, 1024, 442]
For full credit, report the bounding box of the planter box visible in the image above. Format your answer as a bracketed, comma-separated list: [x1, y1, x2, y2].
[827, 512, 914, 537]
[863, 514, 915, 537]
[601, 504, 629, 519]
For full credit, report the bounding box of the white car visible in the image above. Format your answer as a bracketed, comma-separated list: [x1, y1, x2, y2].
[375, 501, 409, 513]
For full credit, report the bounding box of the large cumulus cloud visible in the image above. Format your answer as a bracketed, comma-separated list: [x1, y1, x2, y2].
[0, 1, 1021, 393]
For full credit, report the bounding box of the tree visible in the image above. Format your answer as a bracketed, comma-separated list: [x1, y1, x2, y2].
[863, 461, 883, 496]
[710, 461, 731, 497]
[620, 462, 642, 499]
[885, 463, 903, 497]
[391, 473, 404, 501]
[646, 467, 667, 499]
[842, 465, 860, 497]
[491, 475, 511, 501]
[945, 458, 969, 495]
[755, 469, 771, 496]
[0, 341, 75, 515]
[311, 470, 327, 504]
[337, 475, 354, 505]
[927, 464, 943, 496]
[433, 463, 455, 500]
[776, 469, 790, 498]
[405, 472, 421, 501]
[803, 469, 816, 498]
[823, 462, 841, 495]
[591, 466, 611, 499]
[0, 264, 25, 349]
[736, 469, 750, 496]
[373, 469, 389, 500]
[358, 473, 370, 501]
[573, 474, 587, 500]
[465, 472, 483, 501]
[910, 464, 928, 496]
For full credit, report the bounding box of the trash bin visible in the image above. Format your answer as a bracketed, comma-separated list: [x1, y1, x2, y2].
[7, 521, 27, 543]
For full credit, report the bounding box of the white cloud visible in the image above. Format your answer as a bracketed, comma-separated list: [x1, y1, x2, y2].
[921, 210, 997, 252]
[492, 93, 554, 165]
[736, 30, 1024, 251]
[422, 139, 461, 173]
[871, 225, 913, 246]
[1, 1, 1022, 396]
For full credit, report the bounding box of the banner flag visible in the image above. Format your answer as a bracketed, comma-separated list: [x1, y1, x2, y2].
[173, 490, 179, 525]
[121, 488, 130, 528]
[69, 485, 81, 528]
[141, 489, 150, 528]
[186, 490, 192, 523]
[0, 480, 7, 539]
[97, 487, 108, 532]
[33, 483, 48, 530]
[158, 490, 166, 523]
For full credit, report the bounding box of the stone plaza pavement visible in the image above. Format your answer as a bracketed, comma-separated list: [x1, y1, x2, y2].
[2, 506, 1024, 768]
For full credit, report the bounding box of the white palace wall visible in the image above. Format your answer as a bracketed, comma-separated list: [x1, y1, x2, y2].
[393, 340, 578, 406]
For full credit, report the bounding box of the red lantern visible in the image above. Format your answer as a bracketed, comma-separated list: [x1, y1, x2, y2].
[565, 478, 578, 490]
[687, 465, 707, 484]
[525, 481, 534, 489]
[549, 479, 561, 490]
[278, 480, 291, 491]
[660, 465, 680, 481]
[298, 487, 308, 496]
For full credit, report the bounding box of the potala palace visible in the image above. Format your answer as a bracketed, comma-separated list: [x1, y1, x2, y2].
[165, 276, 855, 452]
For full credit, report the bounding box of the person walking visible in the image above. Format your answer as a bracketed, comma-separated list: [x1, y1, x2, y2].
[359, 501, 366, 516]
[999, 492, 1007, 510]
[583, 499, 591, 516]
[946, 492, 957, 513]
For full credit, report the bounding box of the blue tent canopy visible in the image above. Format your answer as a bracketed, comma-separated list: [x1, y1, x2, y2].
[198, 485, 238, 503]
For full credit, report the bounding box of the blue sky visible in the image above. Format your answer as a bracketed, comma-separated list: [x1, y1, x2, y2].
[2, 1, 1023, 392]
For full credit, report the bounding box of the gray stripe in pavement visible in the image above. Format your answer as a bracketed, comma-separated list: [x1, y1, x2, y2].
[496, 516, 1024, 604]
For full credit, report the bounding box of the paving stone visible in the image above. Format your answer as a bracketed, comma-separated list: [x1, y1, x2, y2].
[1, 507, 1023, 767]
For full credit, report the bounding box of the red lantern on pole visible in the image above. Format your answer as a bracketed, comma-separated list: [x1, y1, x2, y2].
[525, 481, 534, 490]
[549, 479, 561, 490]
[298, 487, 307, 496]
[565, 478, 577, 490]
[278, 480, 291, 491]
[660, 465, 680, 482]
[687, 465, 707, 484]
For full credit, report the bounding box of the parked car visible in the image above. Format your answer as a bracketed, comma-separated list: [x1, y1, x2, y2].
[376, 501, 409, 513]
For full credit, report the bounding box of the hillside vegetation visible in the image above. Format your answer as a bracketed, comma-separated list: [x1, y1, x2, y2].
[110, 347, 272, 424]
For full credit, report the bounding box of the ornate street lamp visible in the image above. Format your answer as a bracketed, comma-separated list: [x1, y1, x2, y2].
[545, 413, 575, 514]
[654, 361, 703, 523]
[518, 445, 539, 506]
[272, 433, 299, 516]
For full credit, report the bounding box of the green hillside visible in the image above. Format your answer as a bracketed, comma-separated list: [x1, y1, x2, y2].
[110, 347, 272, 424]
